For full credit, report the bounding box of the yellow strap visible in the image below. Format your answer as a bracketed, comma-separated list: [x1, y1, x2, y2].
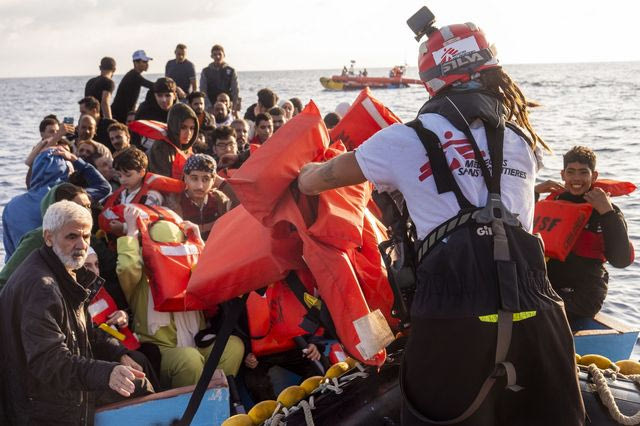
[303, 292, 322, 310]
[98, 323, 126, 341]
[478, 311, 537, 323]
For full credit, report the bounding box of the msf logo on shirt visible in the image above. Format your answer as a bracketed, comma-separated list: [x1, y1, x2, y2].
[418, 131, 486, 182]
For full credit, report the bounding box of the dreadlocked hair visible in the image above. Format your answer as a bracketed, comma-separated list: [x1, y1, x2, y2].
[479, 68, 549, 152]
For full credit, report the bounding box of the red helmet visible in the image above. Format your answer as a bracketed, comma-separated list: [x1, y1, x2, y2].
[418, 22, 499, 96]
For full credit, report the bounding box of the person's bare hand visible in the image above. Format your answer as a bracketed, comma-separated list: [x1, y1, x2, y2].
[244, 353, 258, 369]
[219, 153, 238, 168]
[303, 344, 321, 361]
[182, 221, 202, 241]
[123, 205, 143, 237]
[52, 146, 77, 162]
[57, 123, 75, 137]
[584, 187, 614, 214]
[176, 87, 187, 99]
[109, 364, 144, 397]
[120, 354, 143, 372]
[534, 180, 565, 194]
[107, 310, 128, 327]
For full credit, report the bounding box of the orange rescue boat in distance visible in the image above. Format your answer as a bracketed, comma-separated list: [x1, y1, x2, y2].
[320, 65, 423, 91]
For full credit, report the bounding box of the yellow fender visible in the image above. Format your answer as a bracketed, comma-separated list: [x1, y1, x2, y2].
[575, 354, 581, 364]
[325, 362, 350, 380]
[222, 414, 254, 426]
[300, 376, 324, 395]
[616, 359, 640, 375]
[277, 385, 307, 408]
[247, 400, 278, 424]
[578, 354, 614, 369]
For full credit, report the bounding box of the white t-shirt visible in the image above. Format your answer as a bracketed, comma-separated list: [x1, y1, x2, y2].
[355, 113, 542, 240]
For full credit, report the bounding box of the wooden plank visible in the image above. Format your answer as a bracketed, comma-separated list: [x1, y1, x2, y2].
[594, 312, 639, 333]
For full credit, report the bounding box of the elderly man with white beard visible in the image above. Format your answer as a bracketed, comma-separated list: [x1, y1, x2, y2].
[0, 200, 153, 425]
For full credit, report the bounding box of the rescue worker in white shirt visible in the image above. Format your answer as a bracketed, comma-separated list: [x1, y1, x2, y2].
[298, 6, 584, 426]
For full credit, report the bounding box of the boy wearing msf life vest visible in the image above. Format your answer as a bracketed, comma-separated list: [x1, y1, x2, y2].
[535, 145, 634, 321]
[116, 205, 244, 388]
[106, 147, 164, 235]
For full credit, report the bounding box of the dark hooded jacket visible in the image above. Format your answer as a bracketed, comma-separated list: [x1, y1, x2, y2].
[0, 186, 126, 309]
[0, 245, 127, 425]
[147, 103, 199, 177]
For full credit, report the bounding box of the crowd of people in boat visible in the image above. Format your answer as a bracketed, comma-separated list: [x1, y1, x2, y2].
[0, 43, 348, 424]
[0, 40, 635, 425]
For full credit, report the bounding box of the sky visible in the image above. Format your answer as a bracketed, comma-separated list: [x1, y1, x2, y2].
[0, 0, 638, 78]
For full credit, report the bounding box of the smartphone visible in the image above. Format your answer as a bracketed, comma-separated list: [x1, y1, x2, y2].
[63, 117, 74, 125]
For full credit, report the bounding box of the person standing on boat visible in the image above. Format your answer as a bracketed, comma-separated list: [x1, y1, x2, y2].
[165, 43, 197, 101]
[85, 57, 116, 120]
[298, 9, 584, 426]
[111, 50, 154, 124]
[200, 44, 239, 111]
[535, 146, 634, 322]
[0, 201, 153, 425]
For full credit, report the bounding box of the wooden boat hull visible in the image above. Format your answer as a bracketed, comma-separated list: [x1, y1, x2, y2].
[95, 370, 229, 425]
[572, 312, 639, 361]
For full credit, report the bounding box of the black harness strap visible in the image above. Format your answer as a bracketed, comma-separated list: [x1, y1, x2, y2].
[178, 295, 247, 425]
[406, 120, 473, 210]
[284, 271, 337, 339]
[404, 112, 521, 425]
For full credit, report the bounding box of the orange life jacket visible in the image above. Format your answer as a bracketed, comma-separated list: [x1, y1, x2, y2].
[187, 102, 391, 366]
[329, 87, 402, 150]
[88, 286, 140, 350]
[128, 119, 192, 179]
[184, 205, 304, 311]
[135, 204, 205, 312]
[98, 172, 185, 235]
[536, 179, 636, 261]
[533, 200, 592, 261]
[247, 274, 323, 357]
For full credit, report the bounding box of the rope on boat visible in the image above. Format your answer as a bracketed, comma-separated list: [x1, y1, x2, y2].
[588, 364, 640, 425]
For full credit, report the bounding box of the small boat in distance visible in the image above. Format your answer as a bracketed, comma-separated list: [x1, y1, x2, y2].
[320, 65, 423, 91]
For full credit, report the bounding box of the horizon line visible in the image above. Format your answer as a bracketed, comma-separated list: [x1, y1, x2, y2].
[1, 59, 638, 80]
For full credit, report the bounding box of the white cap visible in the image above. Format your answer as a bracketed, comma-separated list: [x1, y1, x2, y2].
[132, 50, 153, 61]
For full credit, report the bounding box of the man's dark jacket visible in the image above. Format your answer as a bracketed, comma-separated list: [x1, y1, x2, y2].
[0, 246, 127, 425]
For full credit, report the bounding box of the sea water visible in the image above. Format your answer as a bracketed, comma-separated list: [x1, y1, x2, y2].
[1, 63, 639, 353]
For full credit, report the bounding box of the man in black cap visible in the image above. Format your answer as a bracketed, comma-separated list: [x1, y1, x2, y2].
[85, 57, 116, 120]
[111, 50, 154, 123]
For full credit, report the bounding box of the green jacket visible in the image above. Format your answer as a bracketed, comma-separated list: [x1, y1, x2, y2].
[116, 236, 204, 348]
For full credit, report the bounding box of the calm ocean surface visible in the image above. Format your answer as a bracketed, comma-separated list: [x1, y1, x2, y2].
[1, 63, 639, 353]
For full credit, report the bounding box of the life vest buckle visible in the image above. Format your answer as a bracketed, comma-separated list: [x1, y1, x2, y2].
[473, 193, 520, 226]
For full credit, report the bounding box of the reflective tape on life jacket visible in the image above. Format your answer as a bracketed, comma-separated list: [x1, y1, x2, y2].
[247, 277, 324, 357]
[135, 204, 205, 312]
[99, 172, 185, 235]
[533, 200, 593, 261]
[88, 286, 140, 350]
[329, 87, 402, 150]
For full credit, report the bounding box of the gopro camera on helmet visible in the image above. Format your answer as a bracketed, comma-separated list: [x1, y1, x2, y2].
[406, 6, 437, 41]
